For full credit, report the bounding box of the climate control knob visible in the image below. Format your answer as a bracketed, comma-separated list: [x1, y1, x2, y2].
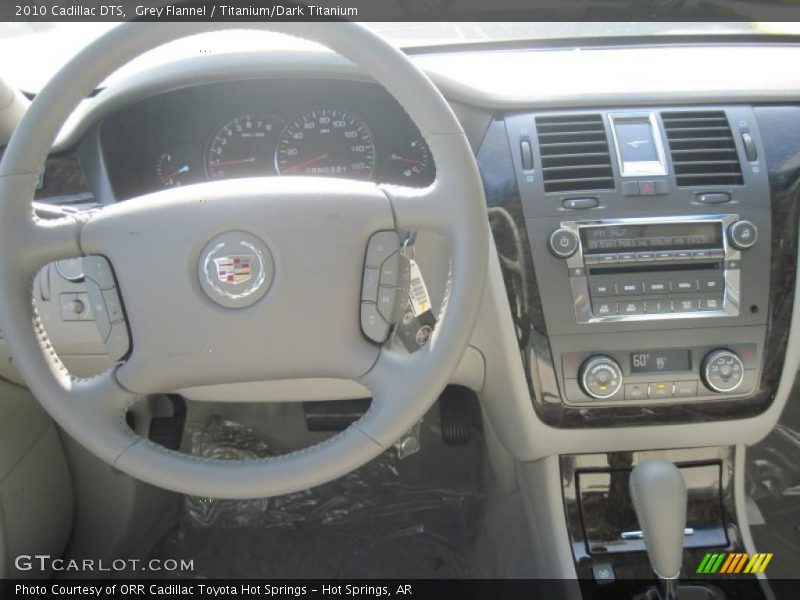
[702, 349, 745, 393]
[549, 228, 579, 258]
[579, 355, 623, 399]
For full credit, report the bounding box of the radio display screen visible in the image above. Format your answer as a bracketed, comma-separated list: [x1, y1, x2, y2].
[630, 349, 691, 374]
[580, 222, 722, 253]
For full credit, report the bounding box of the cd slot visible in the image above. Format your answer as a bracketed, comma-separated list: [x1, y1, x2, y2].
[590, 262, 721, 276]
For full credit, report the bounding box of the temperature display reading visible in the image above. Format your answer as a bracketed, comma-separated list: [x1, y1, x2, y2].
[630, 349, 691, 374]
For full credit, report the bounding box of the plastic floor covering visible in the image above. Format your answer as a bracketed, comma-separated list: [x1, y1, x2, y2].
[147, 415, 485, 578]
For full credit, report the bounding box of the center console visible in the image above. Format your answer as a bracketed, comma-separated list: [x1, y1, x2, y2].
[479, 104, 799, 428]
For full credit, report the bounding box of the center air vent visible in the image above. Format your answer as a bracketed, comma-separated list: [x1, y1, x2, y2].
[662, 111, 744, 187]
[536, 114, 615, 193]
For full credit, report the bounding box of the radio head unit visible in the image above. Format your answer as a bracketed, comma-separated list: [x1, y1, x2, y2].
[552, 215, 749, 324]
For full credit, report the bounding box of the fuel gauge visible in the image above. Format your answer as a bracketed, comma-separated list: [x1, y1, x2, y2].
[387, 137, 433, 185]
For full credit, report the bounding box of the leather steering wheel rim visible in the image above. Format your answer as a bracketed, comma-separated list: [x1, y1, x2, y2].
[0, 23, 488, 499]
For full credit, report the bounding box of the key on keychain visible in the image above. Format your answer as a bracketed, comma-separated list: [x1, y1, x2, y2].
[393, 239, 437, 352]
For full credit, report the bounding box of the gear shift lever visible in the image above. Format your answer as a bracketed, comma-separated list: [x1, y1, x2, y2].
[629, 460, 687, 600]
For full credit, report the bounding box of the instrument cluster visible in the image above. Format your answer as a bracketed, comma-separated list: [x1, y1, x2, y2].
[101, 79, 436, 200]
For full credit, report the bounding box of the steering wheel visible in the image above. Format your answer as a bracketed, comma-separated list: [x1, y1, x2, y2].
[0, 23, 488, 499]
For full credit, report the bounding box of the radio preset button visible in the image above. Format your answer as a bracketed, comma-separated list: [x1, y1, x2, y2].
[591, 282, 614, 296]
[674, 250, 693, 260]
[644, 281, 670, 294]
[645, 299, 672, 313]
[692, 250, 711, 259]
[672, 279, 697, 292]
[620, 300, 645, 315]
[616, 281, 641, 295]
[729, 220, 758, 250]
[700, 277, 724, 292]
[655, 251, 673, 260]
[699, 296, 724, 311]
[548, 228, 579, 258]
[618, 252, 637, 262]
[592, 301, 618, 316]
[675, 298, 699, 312]
[636, 252, 655, 261]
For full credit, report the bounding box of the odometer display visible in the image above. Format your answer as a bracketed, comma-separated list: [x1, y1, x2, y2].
[275, 108, 376, 180]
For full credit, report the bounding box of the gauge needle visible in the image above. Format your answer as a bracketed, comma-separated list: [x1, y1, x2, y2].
[210, 157, 257, 168]
[288, 154, 328, 171]
[161, 164, 190, 182]
[390, 154, 424, 166]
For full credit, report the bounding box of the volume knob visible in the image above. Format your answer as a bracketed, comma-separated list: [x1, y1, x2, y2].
[579, 355, 623, 399]
[549, 228, 579, 258]
[728, 220, 758, 250]
[702, 349, 745, 393]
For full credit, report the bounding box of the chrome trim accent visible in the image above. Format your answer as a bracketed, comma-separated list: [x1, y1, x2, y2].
[562, 214, 741, 324]
[608, 112, 669, 178]
[620, 528, 694, 540]
[702, 349, 746, 393]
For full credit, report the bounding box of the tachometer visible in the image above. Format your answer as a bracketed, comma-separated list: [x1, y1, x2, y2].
[275, 108, 376, 180]
[205, 114, 282, 180]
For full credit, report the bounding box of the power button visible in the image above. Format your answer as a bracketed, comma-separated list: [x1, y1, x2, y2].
[549, 228, 579, 258]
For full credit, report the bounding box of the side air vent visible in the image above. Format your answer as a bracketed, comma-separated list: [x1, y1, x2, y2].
[536, 114, 615, 193]
[662, 111, 744, 187]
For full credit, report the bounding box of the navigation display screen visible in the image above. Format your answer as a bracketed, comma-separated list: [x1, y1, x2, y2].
[615, 120, 659, 162]
[580, 222, 722, 253]
[630, 349, 691, 374]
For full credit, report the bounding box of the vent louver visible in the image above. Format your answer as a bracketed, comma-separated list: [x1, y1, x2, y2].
[662, 111, 743, 187]
[536, 114, 615, 193]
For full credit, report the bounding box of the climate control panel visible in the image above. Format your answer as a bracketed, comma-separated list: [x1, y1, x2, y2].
[563, 344, 757, 406]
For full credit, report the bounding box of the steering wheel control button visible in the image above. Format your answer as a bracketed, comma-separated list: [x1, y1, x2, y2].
[702, 349, 745, 393]
[365, 231, 400, 268]
[729, 220, 758, 250]
[548, 228, 579, 258]
[82, 255, 116, 289]
[377, 286, 398, 321]
[102, 289, 124, 322]
[59, 293, 91, 321]
[361, 302, 389, 343]
[198, 231, 273, 309]
[55, 257, 85, 282]
[361, 267, 380, 302]
[579, 356, 623, 400]
[106, 322, 131, 362]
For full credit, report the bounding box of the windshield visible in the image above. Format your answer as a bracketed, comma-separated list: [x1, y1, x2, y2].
[1, 21, 798, 92]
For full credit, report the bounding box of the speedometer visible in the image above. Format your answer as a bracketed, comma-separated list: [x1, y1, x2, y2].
[205, 114, 282, 180]
[275, 109, 376, 180]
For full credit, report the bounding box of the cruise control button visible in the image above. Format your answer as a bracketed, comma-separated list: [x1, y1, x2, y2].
[620, 300, 644, 315]
[360, 302, 389, 343]
[376, 286, 398, 321]
[593, 301, 618, 316]
[84, 278, 111, 341]
[645, 299, 672, 314]
[361, 267, 379, 301]
[645, 281, 670, 294]
[648, 382, 674, 398]
[674, 381, 698, 397]
[106, 321, 131, 362]
[82, 255, 116, 289]
[699, 296, 724, 311]
[102, 288, 124, 322]
[365, 231, 400, 267]
[675, 298, 699, 312]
